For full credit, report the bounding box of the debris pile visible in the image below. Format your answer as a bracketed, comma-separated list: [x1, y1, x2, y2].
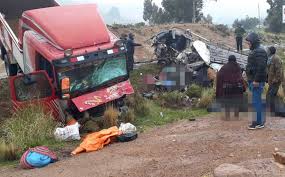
[151, 28, 248, 90]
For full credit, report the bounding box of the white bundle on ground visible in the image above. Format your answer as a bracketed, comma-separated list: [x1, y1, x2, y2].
[119, 123, 137, 134]
[54, 122, 81, 141]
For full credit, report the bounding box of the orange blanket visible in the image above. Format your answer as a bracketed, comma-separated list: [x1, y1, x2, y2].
[71, 126, 121, 155]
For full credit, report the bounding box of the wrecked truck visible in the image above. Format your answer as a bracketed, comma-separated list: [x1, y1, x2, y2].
[151, 28, 248, 90]
[0, 4, 134, 122]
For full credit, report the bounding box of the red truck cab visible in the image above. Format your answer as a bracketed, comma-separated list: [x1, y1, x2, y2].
[0, 4, 134, 122]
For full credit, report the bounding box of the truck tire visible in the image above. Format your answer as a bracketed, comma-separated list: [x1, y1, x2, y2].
[4, 54, 18, 76]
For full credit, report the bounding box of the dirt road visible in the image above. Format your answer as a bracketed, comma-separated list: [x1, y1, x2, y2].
[1, 114, 285, 177]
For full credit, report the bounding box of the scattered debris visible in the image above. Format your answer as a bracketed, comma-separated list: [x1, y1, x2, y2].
[151, 28, 248, 90]
[54, 122, 81, 141]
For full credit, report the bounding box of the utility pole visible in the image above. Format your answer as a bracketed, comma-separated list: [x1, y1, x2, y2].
[193, 0, 196, 23]
[258, 2, 261, 28]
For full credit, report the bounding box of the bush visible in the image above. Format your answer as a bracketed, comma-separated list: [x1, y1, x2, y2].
[199, 88, 215, 108]
[160, 91, 186, 108]
[212, 24, 231, 36]
[0, 141, 17, 162]
[135, 22, 145, 28]
[0, 78, 10, 102]
[186, 84, 202, 98]
[122, 108, 135, 123]
[126, 93, 151, 117]
[103, 106, 119, 128]
[1, 105, 56, 156]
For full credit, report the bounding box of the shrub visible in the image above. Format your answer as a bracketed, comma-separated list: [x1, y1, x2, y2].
[0, 141, 17, 162]
[103, 106, 119, 128]
[122, 108, 135, 123]
[0, 78, 10, 102]
[126, 93, 151, 117]
[1, 105, 56, 156]
[160, 91, 185, 108]
[199, 88, 215, 108]
[135, 22, 145, 28]
[214, 24, 231, 36]
[186, 84, 202, 98]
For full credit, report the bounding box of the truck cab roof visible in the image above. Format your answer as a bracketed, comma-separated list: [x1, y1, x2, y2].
[22, 4, 111, 50]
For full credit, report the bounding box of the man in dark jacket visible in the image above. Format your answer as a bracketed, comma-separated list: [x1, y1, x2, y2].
[216, 55, 245, 120]
[267, 46, 283, 116]
[245, 32, 268, 130]
[234, 24, 246, 52]
[126, 33, 142, 72]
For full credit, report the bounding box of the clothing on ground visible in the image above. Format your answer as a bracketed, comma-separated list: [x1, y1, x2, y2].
[71, 126, 121, 155]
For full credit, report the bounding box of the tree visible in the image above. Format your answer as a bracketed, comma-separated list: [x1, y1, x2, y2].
[143, 0, 153, 22]
[232, 16, 260, 30]
[204, 14, 213, 24]
[161, 0, 203, 23]
[143, 0, 204, 24]
[266, 0, 285, 33]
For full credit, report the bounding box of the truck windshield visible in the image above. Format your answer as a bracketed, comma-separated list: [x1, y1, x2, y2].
[56, 57, 127, 94]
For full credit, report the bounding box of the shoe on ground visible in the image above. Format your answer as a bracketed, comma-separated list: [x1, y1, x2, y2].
[248, 124, 257, 130]
[256, 124, 265, 129]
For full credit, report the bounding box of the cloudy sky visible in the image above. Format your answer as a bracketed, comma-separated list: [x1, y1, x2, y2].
[58, 0, 270, 25]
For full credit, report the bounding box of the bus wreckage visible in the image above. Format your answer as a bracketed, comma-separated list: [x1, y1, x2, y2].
[151, 28, 248, 90]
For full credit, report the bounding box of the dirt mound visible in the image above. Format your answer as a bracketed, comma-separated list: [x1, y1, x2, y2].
[109, 24, 239, 62]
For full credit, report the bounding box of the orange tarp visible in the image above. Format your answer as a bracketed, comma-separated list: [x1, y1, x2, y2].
[71, 126, 121, 155]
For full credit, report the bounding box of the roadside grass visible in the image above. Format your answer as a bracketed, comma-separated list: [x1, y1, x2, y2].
[134, 100, 208, 132]
[129, 64, 210, 131]
[0, 105, 59, 159]
[0, 79, 10, 102]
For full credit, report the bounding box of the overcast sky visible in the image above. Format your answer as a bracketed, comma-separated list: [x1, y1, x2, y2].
[58, 0, 270, 25]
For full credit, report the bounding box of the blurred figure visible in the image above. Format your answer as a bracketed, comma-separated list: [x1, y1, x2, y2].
[126, 33, 142, 72]
[245, 32, 267, 130]
[234, 23, 246, 52]
[216, 55, 245, 120]
[267, 46, 283, 116]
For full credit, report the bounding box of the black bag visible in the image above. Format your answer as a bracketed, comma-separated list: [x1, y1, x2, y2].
[117, 133, 138, 142]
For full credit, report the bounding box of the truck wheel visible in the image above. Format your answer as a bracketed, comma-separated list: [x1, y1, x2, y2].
[4, 54, 18, 76]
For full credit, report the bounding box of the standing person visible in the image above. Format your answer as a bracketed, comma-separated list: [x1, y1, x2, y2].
[245, 32, 268, 130]
[234, 23, 246, 52]
[267, 46, 283, 116]
[216, 55, 245, 120]
[126, 33, 142, 72]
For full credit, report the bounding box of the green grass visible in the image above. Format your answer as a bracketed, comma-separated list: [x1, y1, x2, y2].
[129, 64, 209, 131]
[0, 79, 10, 102]
[134, 100, 208, 132]
[0, 105, 58, 159]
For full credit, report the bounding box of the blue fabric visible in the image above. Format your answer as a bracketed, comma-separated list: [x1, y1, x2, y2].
[249, 81, 265, 125]
[26, 152, 53, 168]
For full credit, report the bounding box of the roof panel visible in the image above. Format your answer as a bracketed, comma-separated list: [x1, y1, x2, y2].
[23, 4, 111, 50]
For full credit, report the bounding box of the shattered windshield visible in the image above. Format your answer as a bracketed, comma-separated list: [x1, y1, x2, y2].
[57, 57, 127, 93]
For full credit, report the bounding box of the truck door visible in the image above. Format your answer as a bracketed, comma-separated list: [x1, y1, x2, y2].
[8, 71, 65, 122]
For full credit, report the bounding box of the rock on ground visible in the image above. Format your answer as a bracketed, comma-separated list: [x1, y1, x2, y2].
[214, 163, 254, 177]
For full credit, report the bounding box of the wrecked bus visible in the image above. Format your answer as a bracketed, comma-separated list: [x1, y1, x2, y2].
[0, 4, 134, 122]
